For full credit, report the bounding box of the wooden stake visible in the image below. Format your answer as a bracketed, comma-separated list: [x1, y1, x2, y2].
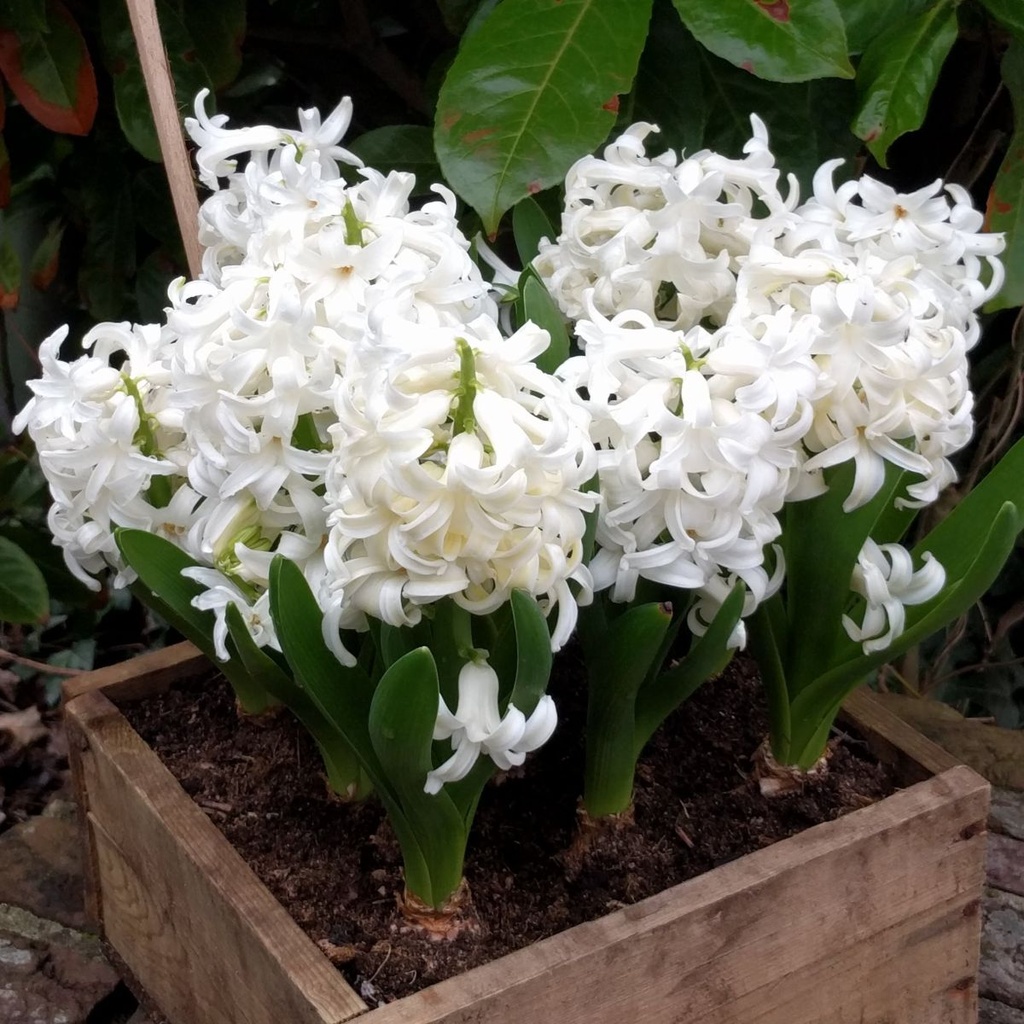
[124, 0, 203, 278]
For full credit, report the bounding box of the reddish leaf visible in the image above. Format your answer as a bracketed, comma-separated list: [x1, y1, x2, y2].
[0, 217, 18, 309]
[0, 134, 9, 208]
[0, 1, 97, 136]
[30, 221, 63, 290]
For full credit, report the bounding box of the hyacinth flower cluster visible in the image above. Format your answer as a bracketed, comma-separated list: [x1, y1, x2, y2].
[15, 90, 1024, 920]
[536, 117, 1022, 798]
[15, 92, 597, 923]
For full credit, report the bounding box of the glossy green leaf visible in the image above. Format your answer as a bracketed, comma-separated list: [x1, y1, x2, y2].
[978, 0, 1024, 34]
[851, 1, 958, 167]
[520, 273, 570, 374]
[348, 126, 441, 192]
[78, 167, 134, 320]
[833, 0, 932, 54]
[632, 7, 858, 194]
[671, 0, 854, 82]
[436, 0, 653, 234]
[633, 584, 744, 753]
[512, 195, 556, 266]
[100, 0, 212, 162]
[0, 536, 48, 624]
[984, 41, 1024, 312]
[183, 0, 245, 90]
[369, 648, 468, 906]
[0, 1, 97, 135]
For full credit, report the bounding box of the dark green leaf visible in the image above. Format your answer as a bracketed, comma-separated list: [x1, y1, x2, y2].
[512, 196, 556, 266]
[0, 523, 96, 608]
[183, 0, 246, 91]
[100, 0, 212, 162]
[348, 125, 442, 192]
[671, 0, 854, 82]
[0, 1, 48, 33]
[78, 175, 134, 320]
[29, 220, 62, 291]
[0, 1, 97, 135]
[632, 8, 859, 194]
[851, 1, 958, 167]
[436, 0, 481, 35]
[978, 0, 1024, 34]
[0, 535, 48, 623]
[984, 40, 1024, 312]
[833, 0, 933, 54]
[436, 0, 653, 233]
[521, 273, 570, 374]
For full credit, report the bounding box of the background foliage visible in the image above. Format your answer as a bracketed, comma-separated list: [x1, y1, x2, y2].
[0, 0, 1021, 721]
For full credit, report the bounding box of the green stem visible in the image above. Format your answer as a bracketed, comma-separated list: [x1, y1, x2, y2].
[342, 199, 365, 246]
[452, 338, 477, 437]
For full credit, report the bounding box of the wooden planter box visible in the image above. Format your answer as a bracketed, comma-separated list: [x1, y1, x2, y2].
[64, 642, 990, 1024]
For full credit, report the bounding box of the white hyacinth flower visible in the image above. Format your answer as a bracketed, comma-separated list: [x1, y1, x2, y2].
[424, 659, 557, 794]
[181, 566, 280, 661]
[842, 540, 946, 654]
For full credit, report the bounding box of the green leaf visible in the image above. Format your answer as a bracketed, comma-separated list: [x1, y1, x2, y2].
[788, 501, 1023, 763]
[183, 0, 245, 90]
[913, 435, 1024, 583]
[224, 604, 370, 799]
[851, 1, 958, 167]
[512, 195, 556, 266]
[581, 600, 673, 816]
[0, 523, 95, 609]
[436, 0, 482, 35]
[507, 590, 553, 717]
[520, 272, 570, 374]
[436, 0, 653, 233]
[631, 8, 859, 194]
[348, 126, 441, 192]
[633, 584, 744, 753]
[369, 648, 468, 906]
[78, 171, 134, 320]
[0, 1, 97, 135]
[984, 40, 1024, 313]
[29, 219, 62, 291]
[833, 0, 932, 54]
[671, 0, 854, 83]
[978, 0, 1024, 34]
[0, 535, 48, 623]
[100, 0, 212, 162]
[781, 461, 906, 693]
[0, 1, 49, 33]
[269, 557, 433, 896]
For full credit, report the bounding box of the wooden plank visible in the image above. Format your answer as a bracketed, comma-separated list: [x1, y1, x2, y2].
[364, 766, 988, 1024]
[62, 643, 207, 704]
[124, 0, 203, 278]
[67, 689, 366, 1024]
[841, 685, 961, 781]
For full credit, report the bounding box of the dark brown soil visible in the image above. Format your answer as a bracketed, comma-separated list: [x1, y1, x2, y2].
[121, 651, 895, 1007]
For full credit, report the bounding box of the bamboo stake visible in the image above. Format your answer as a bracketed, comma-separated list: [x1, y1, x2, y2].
[124, 0, 203, 278]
